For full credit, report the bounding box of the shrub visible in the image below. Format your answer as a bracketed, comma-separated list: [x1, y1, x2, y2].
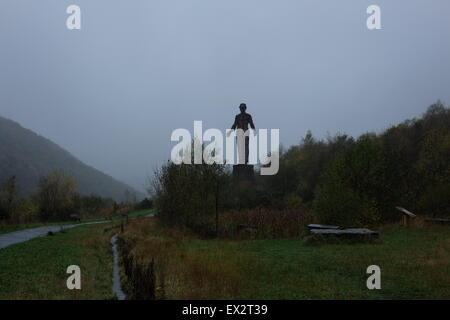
[36, 170, 77, 221]
[152, 159, 227, 236]
[314, 135, 392, 226]
[219, 208, 315, 239]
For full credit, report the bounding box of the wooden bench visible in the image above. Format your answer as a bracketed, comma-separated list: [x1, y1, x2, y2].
[237, 224, 258, 233]
[69, 213, 81, 222]
[307, 224, 340, 230]
[395, 206, 417, 227]
[310, 228, 379, 240]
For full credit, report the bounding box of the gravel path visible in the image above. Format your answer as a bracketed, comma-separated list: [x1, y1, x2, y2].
[0, 212, 154, 250]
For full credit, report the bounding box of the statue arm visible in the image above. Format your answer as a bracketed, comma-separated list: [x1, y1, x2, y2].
[231, 115, 238, 130]
[249, 115, 255, 130]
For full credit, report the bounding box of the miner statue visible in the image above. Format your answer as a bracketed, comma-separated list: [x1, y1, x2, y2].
[228, 103, 256, 181]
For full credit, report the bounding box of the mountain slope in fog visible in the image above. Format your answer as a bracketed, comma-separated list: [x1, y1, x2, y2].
[0, 116, 143, 201]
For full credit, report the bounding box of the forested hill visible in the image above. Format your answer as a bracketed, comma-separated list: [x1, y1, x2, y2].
[0, 116, 143, 201]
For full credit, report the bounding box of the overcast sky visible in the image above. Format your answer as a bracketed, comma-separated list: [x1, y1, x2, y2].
[1, 0, 450, 192]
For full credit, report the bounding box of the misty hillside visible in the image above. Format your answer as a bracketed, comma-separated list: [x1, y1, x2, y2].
[0, 116, 144, 201]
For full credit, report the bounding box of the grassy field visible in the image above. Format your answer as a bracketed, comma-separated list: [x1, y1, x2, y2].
[121, 218, 450, 300]
[0, 209, 153, 300]
[0, 223, 115, 300]
[127, 209, 154, 219]
[1, 210, 449, 300]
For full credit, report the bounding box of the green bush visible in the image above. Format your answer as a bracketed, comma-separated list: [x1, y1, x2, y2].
[417, 184, 450, 217]
[152, 160, 227, 236]
[314, 135, 392, 226]
[36, 170, 77, 221]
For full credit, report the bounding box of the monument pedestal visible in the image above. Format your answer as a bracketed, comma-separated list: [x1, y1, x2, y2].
[232, 164, 255, 183]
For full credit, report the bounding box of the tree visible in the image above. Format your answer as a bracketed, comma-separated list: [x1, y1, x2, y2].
[152, 140, 228, 236]
[36, 170, 77, 221]
[314, 134, 391, 226]
[0, 176, 18, 220]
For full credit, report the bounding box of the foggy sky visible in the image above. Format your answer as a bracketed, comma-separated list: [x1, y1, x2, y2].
[1, 0, 450, 193]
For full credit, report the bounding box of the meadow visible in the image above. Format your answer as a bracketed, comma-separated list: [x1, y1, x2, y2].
[1, 211, 449, 300]
[119, 217, 450, 300]
[0, 223, 114, 300]
[0, 209, 153, 299]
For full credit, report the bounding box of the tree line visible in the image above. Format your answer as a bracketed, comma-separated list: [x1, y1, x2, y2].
[0, 170, 152, 224]
[152, 101, 450, 234]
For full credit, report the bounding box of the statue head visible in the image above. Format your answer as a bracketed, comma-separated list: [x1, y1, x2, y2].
[239, 103, 247, 113]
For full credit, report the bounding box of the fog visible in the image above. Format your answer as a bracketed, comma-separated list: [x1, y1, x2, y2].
[1, 0, 450, 192]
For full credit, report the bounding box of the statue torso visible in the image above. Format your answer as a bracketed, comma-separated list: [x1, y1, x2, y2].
[235, 112, 252, 130]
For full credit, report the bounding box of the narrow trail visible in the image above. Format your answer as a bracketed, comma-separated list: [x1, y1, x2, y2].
[0, 220, 110, 250]
[0, 212, 155, 250]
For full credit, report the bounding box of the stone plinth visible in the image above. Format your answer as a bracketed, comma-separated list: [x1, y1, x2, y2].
[232, 164, 254, 183]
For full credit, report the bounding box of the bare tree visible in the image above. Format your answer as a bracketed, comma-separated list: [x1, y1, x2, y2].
[36, 170, 77, 221]
[0, 176, 18, 220]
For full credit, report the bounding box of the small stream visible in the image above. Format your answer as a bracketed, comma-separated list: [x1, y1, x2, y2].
[111, 234, 127, 300]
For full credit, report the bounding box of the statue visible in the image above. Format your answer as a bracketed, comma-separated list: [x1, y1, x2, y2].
[229, 103, 256, 181]
[229, 103, 256, 164]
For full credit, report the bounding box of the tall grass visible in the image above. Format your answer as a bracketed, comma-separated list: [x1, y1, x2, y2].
[119, 217, 258, 299]
[119, 217, 450, 299]
[218, 208, 316, 239]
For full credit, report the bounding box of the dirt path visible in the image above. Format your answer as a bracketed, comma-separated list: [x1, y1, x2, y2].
[0, 212, 155, 250]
